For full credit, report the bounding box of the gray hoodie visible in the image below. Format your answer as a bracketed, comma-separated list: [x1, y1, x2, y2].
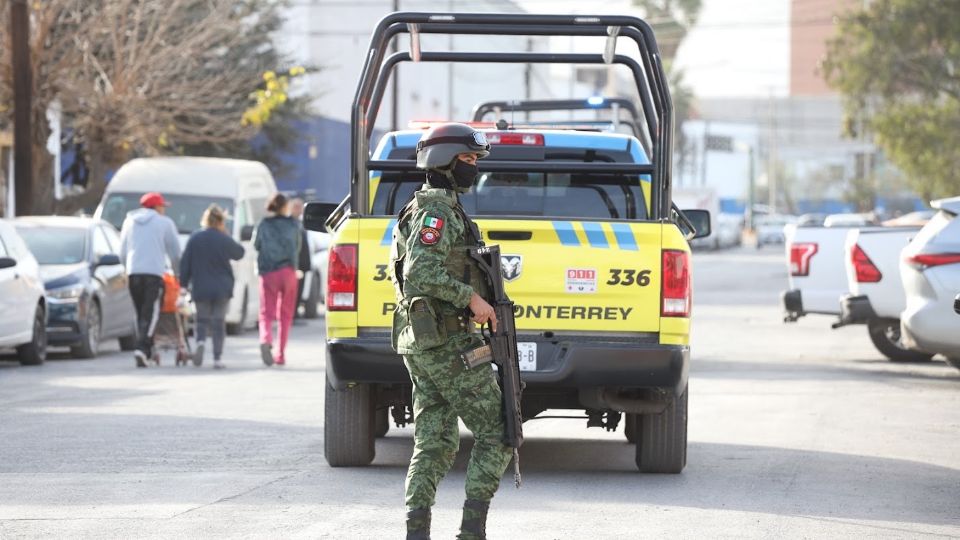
[119, 208, 181, 277]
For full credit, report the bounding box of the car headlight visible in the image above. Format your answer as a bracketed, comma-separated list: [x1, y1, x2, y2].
[48, 284, 85, 300]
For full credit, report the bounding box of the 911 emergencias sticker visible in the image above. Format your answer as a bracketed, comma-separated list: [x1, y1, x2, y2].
[565, 268, 597, 293]
[420, 227, 441, 245]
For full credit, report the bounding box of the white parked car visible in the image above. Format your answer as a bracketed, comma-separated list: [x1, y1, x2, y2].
[0, 220, 48, 365]
[899, 196, 960, 370]
[299, 230, 330, 318]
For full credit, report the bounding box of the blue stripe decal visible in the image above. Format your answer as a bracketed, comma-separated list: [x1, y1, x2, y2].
[552, 221, 580, 247]
[381, 219, 397, 246]
[611, 223, 639, 251]
[582, 222, 609, 249]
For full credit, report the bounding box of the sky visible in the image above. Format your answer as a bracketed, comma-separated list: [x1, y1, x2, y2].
[515, 0, 790, 98]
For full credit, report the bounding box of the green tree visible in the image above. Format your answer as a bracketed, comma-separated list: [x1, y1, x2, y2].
[0, 0, 307, 215]
[823, 0, 960, 201]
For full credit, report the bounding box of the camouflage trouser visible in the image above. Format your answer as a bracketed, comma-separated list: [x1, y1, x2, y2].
[403, 332, 513, 510]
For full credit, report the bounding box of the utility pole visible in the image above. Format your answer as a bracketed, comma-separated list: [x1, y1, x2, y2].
[11, 0, 33, 216]
[390, 0, 399, 131]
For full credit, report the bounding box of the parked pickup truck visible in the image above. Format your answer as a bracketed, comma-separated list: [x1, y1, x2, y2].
[782, 223, 850, 320]
[781, 222, 929, 361]
[839, 226, 932, 362]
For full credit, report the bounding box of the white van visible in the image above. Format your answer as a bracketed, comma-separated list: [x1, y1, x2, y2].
[94, 157, 278, 334]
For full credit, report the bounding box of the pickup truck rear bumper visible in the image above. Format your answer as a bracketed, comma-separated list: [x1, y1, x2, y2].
[781, 289, 804, 322]
[326, 335, 689, 394]
[836, 294, 876, 327]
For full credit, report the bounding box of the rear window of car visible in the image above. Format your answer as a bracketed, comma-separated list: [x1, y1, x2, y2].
[371, 145, 647, 220]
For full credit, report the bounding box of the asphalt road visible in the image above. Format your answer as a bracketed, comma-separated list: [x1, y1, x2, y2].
[1, 247, 958, 539]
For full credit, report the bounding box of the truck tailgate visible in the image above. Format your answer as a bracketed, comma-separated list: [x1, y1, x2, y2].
[356, 218, 662, 334]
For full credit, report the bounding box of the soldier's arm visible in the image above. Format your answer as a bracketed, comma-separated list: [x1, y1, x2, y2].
[402, 205, 473, 308]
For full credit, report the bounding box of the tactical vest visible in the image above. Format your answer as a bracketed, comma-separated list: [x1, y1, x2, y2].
[392, 188, 491, 308]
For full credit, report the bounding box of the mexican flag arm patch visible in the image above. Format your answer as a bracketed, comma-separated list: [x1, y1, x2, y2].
[423, 215, 444, 230]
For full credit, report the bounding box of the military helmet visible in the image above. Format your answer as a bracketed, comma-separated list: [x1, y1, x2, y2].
[415, 123, 490, 170]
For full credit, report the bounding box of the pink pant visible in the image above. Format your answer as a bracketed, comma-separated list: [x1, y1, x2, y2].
[258, 266, 298, 362]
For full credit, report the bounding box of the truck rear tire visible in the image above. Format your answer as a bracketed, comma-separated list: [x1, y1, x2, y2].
[624, 413, 638, 444]
[636, 385, 687, 473]
[867, 319, 934, 363]
[324, 377, 375, 467]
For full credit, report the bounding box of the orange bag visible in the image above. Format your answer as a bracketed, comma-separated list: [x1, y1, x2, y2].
[162, 273, 180, 313]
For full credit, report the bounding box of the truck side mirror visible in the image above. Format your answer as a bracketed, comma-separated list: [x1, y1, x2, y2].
[304, 202, 340, 232]
[680, 209, 712, 239]
[0, 256, 16, 269]
[240, 225, 255, 242]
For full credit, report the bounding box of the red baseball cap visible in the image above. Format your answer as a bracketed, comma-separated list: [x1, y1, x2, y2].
[140, 192, 168, 208]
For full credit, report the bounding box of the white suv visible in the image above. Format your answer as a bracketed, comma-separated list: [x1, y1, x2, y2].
[899, 196, 960, 370]
[0, 220, 47, 365]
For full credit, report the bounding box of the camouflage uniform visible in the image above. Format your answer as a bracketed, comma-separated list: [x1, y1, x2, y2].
[390, 186, 513, 517]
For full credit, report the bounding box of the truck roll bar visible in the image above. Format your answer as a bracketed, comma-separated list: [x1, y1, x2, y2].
[351, 12, 673, 221]
[470, 98, 649, 153]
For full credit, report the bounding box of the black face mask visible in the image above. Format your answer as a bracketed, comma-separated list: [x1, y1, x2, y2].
[450, 160, 479, 193]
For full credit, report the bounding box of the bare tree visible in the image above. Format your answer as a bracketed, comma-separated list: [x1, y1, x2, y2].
[0, 0, 293, 215]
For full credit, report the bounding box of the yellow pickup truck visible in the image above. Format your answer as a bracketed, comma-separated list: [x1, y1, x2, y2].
[304, 12, 710, 474]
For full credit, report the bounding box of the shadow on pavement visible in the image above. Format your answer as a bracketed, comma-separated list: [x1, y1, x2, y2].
[692, 357, 959, 383]
[1, 409, 957, 528]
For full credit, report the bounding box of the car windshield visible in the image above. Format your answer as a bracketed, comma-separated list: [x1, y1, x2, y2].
[101, 193, 235, 234]
[371, 145, 648, 219]
[16, 226, 87, 265]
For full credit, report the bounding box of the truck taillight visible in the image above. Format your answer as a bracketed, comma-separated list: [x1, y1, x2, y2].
[327, 244, 358, 311]
[789, 242, 818, 276]
[851, 244, 882, 283]
[661, 250, 690, 317]
[904, 252, 960, 269]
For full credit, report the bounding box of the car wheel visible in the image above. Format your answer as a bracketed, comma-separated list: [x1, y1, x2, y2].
[944, 357, 960, 372]
[17, 305, 47, 366]
[324, 376, 376, 467]
[226, 289, 248, 336]
[71, 300, 101, 359]
[867, 318, 934, 362]
[636, 385, 687, 473]
[304, 272, 321, 319]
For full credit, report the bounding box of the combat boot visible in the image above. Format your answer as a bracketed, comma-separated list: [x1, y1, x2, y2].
[406, 507, 431, 540]
[456, 499, 489, 540]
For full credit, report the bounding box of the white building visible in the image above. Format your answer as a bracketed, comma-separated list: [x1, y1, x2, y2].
[278, 0, 556, 130]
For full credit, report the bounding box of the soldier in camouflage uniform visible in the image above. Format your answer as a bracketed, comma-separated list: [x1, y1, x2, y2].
[390, 123, 514, 540]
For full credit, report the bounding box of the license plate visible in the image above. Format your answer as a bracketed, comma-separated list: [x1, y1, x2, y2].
[517, 342, 537, 372]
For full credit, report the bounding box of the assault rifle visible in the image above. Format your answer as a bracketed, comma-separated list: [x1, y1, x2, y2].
[465, 244, 524, 488]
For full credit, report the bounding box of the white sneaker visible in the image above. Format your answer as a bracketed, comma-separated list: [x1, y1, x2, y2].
[134, 350, 148, 368]
[213, 359, 225, 370]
